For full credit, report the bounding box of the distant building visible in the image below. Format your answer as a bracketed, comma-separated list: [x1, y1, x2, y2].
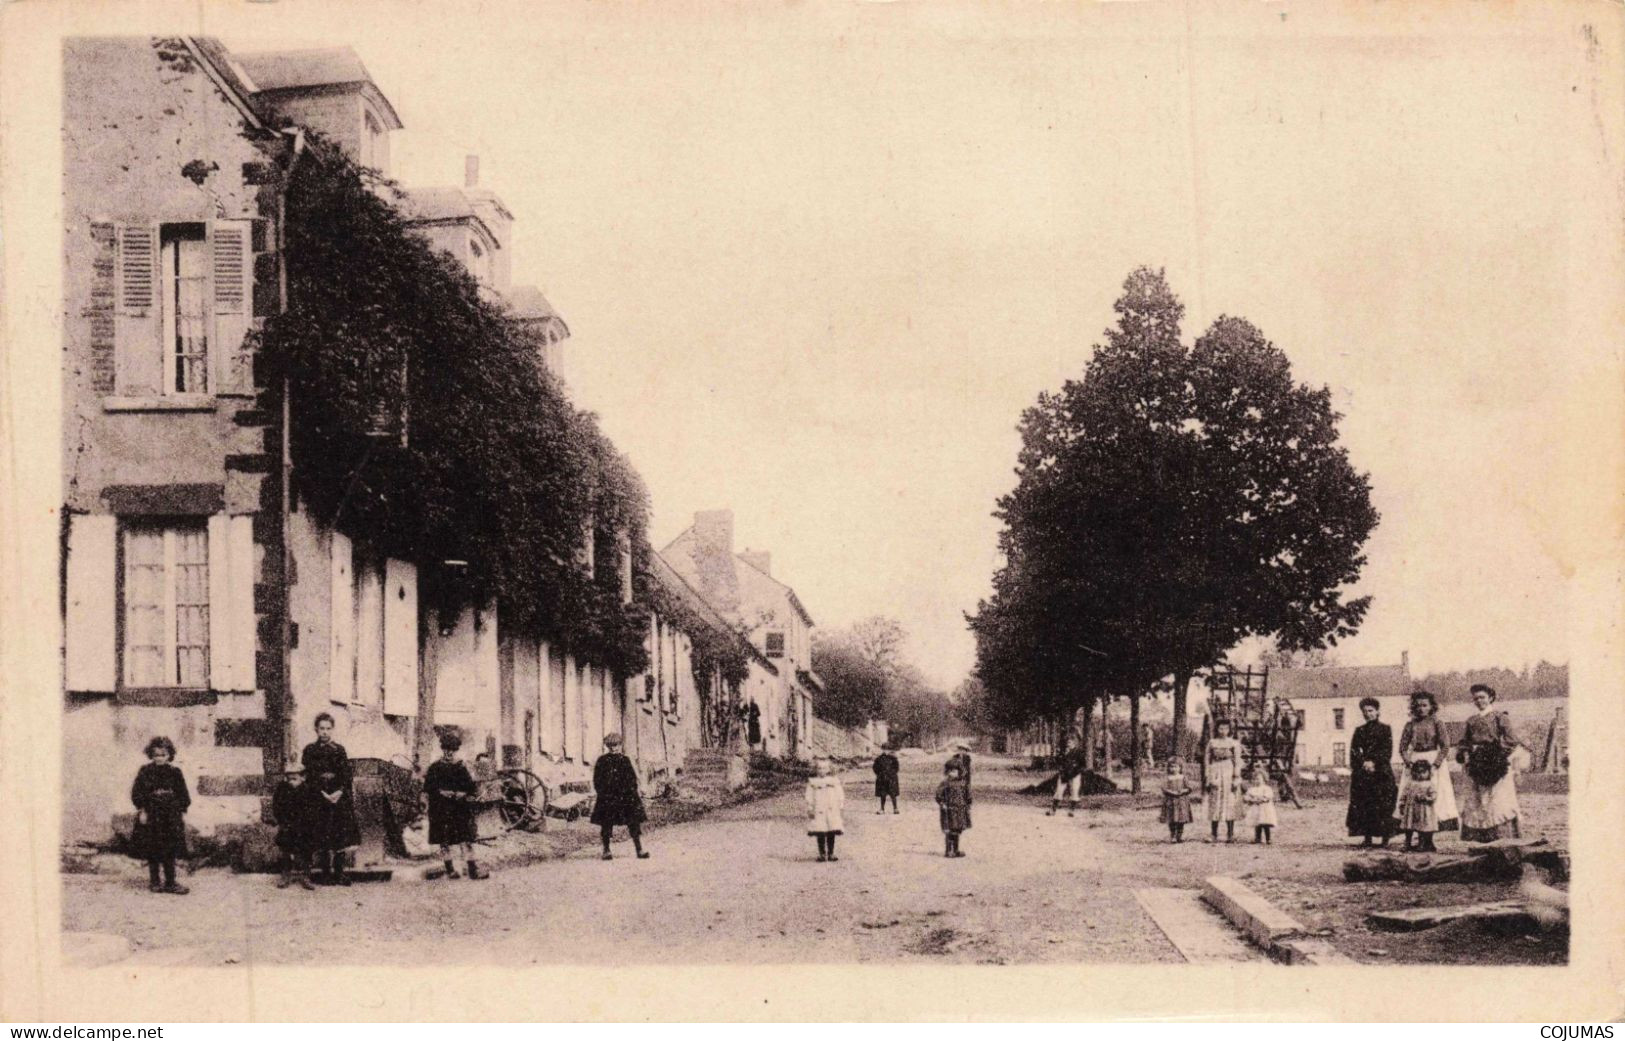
[663, 510, 820, 761]
[1268, 655, 1413, 767]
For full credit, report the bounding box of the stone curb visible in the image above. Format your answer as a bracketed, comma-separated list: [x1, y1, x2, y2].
[1201, 875, 1354, 965]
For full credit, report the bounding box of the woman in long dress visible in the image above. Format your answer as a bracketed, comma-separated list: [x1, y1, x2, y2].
[1345, 697, 1399, 847]
[1397, 690, 1459, 838]
[301, 712, 362, 885]
[1456, 684, 1522, 842]
[1204, 719, 1242, 843]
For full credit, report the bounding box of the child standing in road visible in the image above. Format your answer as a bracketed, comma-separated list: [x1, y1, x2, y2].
[806, 758, 847, 861]
[1242, 767, 1279, 844]
[271, 759, 314, 890]
[131, 736, 191, 894]
[1398, 759, 1439, 853]
[426, 732, 486, 880]
[1160, 761, 1194, 842]
[936, 762, 972, 857]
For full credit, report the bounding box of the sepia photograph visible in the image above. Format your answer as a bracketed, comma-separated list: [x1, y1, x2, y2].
[4, 0, 1624, 1024]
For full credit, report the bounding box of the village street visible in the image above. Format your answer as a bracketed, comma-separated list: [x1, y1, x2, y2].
[62, 754, 1567, 968]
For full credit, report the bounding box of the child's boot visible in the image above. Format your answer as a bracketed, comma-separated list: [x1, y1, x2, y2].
[277, 861, 293, 889]
[1068, 801, 1077, 817]
[467, 860, 489, 880]
[443, 858, 461, 880]
[1047, 799, 1059, 816]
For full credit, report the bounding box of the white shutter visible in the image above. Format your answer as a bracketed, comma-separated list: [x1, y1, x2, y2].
[210, 220, 252, 393]
[65, 514, 118, 693]
[229, 516, 256, 691]
[114, 224, 161, 395]
[382, 559, 418, 716]
[207, 515, 232, 692]
[329, 530, 354, 704]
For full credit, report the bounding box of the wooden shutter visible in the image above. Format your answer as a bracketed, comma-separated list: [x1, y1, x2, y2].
[382, 559, 418, 716]
[207, 515, 233, 691]
[329, 530, 354, 704]
[65, 514, 118, 693]
[114, 224, 161, 395]
[210, 220, 252, 393]
[229, 516, 256, 691]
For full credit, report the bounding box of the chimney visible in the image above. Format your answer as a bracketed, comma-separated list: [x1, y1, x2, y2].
[693, 509, 734, 557]
[740, 550, 771, 576]
[465, 154, 480, 188]
[1401, 650, 1410, 675]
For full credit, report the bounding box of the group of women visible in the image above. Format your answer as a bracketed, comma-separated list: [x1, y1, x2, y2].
[1344, 684, 1523, 846]
[1199, 684, 1525, 846]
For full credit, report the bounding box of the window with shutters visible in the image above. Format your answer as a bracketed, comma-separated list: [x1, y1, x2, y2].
[1332, 708, 1346, 731]
[1332, 742, 1348, 768]
[112, 220, 253, 402]
[122, 521, 209, 688]
[764, 631, 785, 659]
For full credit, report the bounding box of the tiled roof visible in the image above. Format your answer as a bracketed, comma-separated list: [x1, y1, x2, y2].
[504, 285, 560, 321]
[399, 186, 479, 223]
[234, 46, 403, 128]
[1269, 663, 1412, 702]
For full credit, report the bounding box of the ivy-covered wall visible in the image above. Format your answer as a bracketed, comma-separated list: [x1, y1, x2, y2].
[262, 140, 654, 678]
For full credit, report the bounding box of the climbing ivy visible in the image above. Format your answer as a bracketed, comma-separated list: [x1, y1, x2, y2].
[261, 138, 651, 675]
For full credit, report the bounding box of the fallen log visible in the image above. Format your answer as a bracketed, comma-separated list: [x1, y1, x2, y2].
[1368, 901, 1537, 932]
[1342, 851, 1524, 884]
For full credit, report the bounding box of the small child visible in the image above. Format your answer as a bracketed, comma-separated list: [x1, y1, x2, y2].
[131, 736, 191, 894]
[1242, 767, 1279, 844]
[425, 733, 487, 880]
[935, 762, 972, 857]
[805, 758, 847, 861]
[271, 760, 315, 890]
[1398, 759, 1439, 852]
[1159, 761, 1194, 842]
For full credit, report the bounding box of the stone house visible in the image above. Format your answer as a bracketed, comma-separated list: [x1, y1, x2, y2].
[61, 37, 295, 843]
[60, 37, 757, 847]
[1268, 656, 1413, 768]
[662, 510, 821, 761]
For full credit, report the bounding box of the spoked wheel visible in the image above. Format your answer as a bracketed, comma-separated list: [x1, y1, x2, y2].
[496, 768, 549, 831]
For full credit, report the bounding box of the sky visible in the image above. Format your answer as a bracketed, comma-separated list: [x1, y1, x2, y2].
[222, 0, 1619, 688]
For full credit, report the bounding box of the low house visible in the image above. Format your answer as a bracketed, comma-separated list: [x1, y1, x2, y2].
[662, 510, 820, 761]
[1269, 655, 1413, 767]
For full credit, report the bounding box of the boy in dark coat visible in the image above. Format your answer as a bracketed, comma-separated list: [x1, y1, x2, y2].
[271, 760, 315, 890]
[591, 733, 649, 860]
[131, 736, 191, 894]
[872, 747, 901, 814]
[936, 762, 972, 858]
[301, 712, 361, 885]
[425, 732, 487, 880]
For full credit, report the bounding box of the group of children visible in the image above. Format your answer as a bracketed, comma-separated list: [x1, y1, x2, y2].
[803, 748, 975, 861]
[1156, 756, 1444, 850]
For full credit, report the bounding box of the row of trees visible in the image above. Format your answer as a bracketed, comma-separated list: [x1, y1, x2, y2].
[811, 616, 959, 747]
[966, 268, 1380, 788]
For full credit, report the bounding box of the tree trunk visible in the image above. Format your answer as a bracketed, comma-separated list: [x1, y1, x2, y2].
[1171, 667, 1193, 760]
[1054, 712, 1068, 762]
[1130, 690, 1142, 794]
[1080, 697, 1095, 771]
[1100, 697, 1112, 775]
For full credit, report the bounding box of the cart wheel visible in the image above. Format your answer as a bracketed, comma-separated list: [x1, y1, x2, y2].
[496, 768, 549, 831]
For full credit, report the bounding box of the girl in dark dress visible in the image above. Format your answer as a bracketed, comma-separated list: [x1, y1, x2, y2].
[935, 762, 972, 857]
[872, 748, 901, 814]
[271, 759, 315, 890]
[591, 733, 649, 860]
[131, 736, 190, 894]
[302, 712, 362, 885]
[1345, 697, 1399, 847]
[425, 732, 487, 880]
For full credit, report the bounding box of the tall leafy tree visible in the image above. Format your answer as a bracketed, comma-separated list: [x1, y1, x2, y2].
[971, 268, 1379, 754]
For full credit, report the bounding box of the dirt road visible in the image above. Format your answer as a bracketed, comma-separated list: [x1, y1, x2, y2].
[64, 755, 1179, 966]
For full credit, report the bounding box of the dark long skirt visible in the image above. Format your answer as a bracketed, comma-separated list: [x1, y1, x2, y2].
[1346, 764, 1399, 837]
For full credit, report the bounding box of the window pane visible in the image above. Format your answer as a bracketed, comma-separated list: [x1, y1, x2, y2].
[173, 526, 209, 687]
[169, 235, 208, 393]
[123, 528, 166, 687]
